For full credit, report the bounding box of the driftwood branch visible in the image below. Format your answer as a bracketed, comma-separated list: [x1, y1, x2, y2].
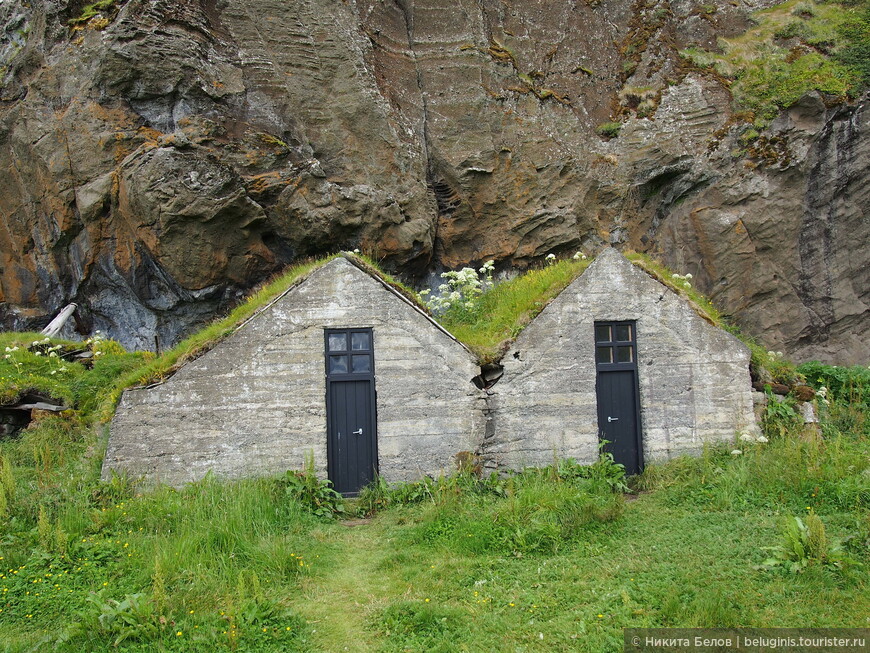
[41, 303, 78, 338]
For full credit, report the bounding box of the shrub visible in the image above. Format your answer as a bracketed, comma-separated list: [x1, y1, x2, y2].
[762, 390, 802, 439]
[279, 454, 344, 519]
[67, 591, 164, 648]
[419, 260, 495, 318]
[761, 512, 848, 572]
[798, 361, 870, 406]
[775, 20, 813, 41]
[793, 2, 817, 18]
[596, 121, 622, 138]
[798, 361, 869, 436]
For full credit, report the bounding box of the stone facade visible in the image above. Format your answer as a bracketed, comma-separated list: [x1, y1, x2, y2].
[105, 249, 759, 487]
[103, 256, 485, 487]
[486, 249, 757, 471]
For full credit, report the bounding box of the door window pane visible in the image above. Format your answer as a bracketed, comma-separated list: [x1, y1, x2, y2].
[615, 324, 632, 342]
[329, 355, 348, 374]
[328, 333, 347, 352]
[352, 354, 371, 373]
[595, 325, 611, 343]
[596, 346, 613, 364]
[616, 346, 633, 363]
[351, 332, 370, 351]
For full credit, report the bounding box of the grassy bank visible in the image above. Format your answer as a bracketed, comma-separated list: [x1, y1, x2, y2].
[0, 418, 866, 651]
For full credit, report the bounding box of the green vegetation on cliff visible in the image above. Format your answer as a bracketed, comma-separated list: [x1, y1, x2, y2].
[681, 0, 870, 122]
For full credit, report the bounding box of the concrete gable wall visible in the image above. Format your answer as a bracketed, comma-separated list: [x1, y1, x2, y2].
[104, 257, 485, 486]
[486, 249, 756, 470]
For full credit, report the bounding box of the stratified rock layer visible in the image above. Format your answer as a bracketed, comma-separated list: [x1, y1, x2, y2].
[0, 0, 867, 362]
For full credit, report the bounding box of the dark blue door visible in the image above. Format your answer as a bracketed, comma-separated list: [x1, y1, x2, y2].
[594, 321, 643, 475]
[325, 328, 377, 495]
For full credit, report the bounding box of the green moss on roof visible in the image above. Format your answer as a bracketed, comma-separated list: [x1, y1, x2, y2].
[624, 251, 723, 326]
[4, 249, 802, 425]
[96, 253, 428, 421]
[624, 251, 801, 384]
[97, 255, 337, 420]
[437, 258, 592, 363]
[0, 331, 147, 419]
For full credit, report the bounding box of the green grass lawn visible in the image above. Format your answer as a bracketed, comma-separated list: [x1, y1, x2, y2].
[0, 422, 866, 652]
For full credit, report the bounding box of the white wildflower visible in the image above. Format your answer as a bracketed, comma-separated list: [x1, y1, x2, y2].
[739, 433, 754, 442]
[730, 449, 742, 456]
[353, 248, 360, 254]
[33, 352, 41, 357]
[684, 273, 693, 279]
[49, 351, 58, 358]
[756, 435, 768, 444]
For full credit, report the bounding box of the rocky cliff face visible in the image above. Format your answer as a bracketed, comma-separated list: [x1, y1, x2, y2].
[0, 0, 867, 362]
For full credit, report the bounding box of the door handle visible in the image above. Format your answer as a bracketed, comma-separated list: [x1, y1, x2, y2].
[352, 428, 363, 435]
[607, 416, 619, 423]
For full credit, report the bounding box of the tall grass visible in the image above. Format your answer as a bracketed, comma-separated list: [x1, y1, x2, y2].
[0, 433, 323, 651]
[799, 361, 869, 436]
[635, 433, 869, 514]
